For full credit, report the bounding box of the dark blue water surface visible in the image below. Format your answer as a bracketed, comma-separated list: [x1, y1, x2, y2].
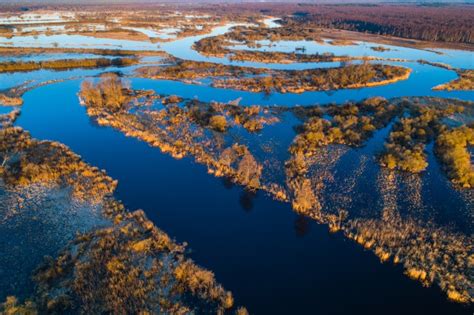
[15, 80, 472, 314]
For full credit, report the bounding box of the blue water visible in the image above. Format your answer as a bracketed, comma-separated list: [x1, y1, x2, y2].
[13, 80, 472, 315]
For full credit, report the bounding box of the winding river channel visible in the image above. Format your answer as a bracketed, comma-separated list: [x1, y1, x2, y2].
[1, 19, 473, 314]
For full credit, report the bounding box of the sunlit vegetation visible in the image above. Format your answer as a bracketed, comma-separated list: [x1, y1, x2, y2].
[286, 97, 402, 214]
[76, 27, 151, 41]
[136, 59, 265, 80]
[193, 28, 404, 65]
[433, 69, 474, 91]
[417, 59, 454, 71]
[33, 207, 235, 314]
[345, 192, 473, 304]
[137, 60, 410, 94]
[278, 97, 473, 303]
[0, 57, 138, 73]
[79, 73, 132, 112]
[435, 126, 474, 188]
[80, 78, 270, 192]
[380, 105, 463, 173]
[3, 71, 463, 307]
[0, 93, 23, 106]
[0, 127, 116, 202]
[213, 63, 411, 93]
[209, 115, 228, 132]
[0, 4, 471, 306]
[0, 296, 36, 315]
[289, 97, 402, 156]
[0, 109, 20, 129]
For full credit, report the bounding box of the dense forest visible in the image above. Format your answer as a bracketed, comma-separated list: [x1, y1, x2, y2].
[191, 3, 474, 45]
[285, 5, 474, 44]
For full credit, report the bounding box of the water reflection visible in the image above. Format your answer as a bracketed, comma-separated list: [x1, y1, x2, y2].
[239, 191, 256, 212]
[221, 177, 235, 190]
[294, 215, 311, 237]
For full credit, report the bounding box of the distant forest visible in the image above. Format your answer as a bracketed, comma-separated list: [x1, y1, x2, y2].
[288, 4, 474, 44]
[201, 3, 474, 44]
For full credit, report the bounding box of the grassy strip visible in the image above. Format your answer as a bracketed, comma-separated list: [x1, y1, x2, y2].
[0, 57, 138, 73]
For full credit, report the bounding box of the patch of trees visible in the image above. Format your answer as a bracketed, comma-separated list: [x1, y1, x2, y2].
[0, 57, 137, 73]
[214, 64, 410, 93]
[435, 126, 474, 188]
[209, 115, 228, 132]
[289, 97, 401, 157]
[380, 106, 463, 173]
[219, 144, 262, 190]
[80, 73, 131, 112]
[137, 60, 409, 94]
[185, 100, 276, 133]
[81, 90, 268, 193]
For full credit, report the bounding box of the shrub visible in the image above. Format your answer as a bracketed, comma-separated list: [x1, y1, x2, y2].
[209, 115, 228, 132]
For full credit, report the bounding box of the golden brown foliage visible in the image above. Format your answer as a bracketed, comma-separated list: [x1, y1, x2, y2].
[0, 57, 137, 73]
[80, 73, 131, 112]
[434, 69, 474, 91]
[380, 105, 462, 173]
[33, 208, 233, 314]
[435, 126, 474, 188]
[0, 127, 116, 202]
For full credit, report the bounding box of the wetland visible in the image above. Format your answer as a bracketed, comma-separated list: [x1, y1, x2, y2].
[0, 3, 473, 315]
